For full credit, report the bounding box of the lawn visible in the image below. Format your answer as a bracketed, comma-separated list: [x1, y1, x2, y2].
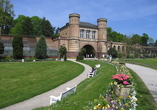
[34, 60, 157, 110]
[0, 61, 84, 109]
[34, 60, 117, 110]
[123, 58, 157, 70]
[1, 59, 157, 110]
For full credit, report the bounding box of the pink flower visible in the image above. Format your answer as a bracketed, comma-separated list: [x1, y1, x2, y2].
[123, 81, 129, 85]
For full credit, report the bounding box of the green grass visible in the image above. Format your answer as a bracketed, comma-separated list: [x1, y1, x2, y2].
[0, 61, 84, 109]
[34, 60, 157, 110]
[34, 60, 117, 110]
[1, 60, 157, 110]
[123, 58, 157, 70]
[129, 68, 157, 110]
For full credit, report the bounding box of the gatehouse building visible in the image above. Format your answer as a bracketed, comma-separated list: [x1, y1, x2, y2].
[0, 13, 157, 58]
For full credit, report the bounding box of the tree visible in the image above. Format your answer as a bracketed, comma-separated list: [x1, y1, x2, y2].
[140, 36, 148, 45]
[155, 40, 157, 47]
[52, 27, 60, 39]
[0, 41, 4, 60]
[35, 35, 47, 59]
[140, 33, 149, 45]
[107, 27, 125, 42]
[40, 17, 54, 37]
[130, 34, 141, 45]
[12, 35, 23, 59]
[10, 15, 33, 35]
[148, 37, 154, 44]
[0, 0, 15, 34]
[107, 48, 117, 58]
[30, 16, 42, 36]
[59, 45, 67, 61]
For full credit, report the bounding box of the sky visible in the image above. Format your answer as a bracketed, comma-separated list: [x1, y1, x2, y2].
[10, 0, 157, 42]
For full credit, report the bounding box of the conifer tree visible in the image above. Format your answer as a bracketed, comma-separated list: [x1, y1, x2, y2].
[155, 40, 157, 47]
[0, 41, 4, 60]
[35, 35, 47, 59]
[12, 35, 23, 59]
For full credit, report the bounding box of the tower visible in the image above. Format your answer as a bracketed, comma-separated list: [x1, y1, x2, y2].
[68, 13, 80, 57]
[97, 18, 107, 57]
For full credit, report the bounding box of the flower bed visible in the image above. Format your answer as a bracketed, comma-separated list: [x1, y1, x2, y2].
[84, 62, 138, 110]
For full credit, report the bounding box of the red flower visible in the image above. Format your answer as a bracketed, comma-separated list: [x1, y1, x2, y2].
[123, 81, 129, 85]
[111, 74, 131, 85]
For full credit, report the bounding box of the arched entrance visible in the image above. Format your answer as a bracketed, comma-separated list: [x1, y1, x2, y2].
[82, 45, 95, 58]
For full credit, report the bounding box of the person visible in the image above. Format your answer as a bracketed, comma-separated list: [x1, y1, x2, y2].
[109, 55, 112, 61]
[90, 67, 96, 73]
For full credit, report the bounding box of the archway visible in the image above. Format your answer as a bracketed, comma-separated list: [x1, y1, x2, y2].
[82, 45, 95, 58]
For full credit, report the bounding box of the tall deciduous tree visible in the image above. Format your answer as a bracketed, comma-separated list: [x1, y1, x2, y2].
[10, 15, 33, 35]
[12, 35, 23, 59]
[0, 0, 15, 34]
[131, 34, 141, 45]
[107, 48, 117, 58]
[140, 33, 149, 45]
[107, 27, 125, 42]
[30, 16, 42, 36]
[35, 35, 47, 59]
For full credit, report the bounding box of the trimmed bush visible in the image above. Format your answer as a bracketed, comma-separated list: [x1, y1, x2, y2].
[76, 55, 84, 60]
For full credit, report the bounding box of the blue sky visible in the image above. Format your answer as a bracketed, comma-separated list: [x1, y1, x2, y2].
[10, 0, 157, 42]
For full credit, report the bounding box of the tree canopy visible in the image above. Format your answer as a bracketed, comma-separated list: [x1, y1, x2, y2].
[10, 15, 33, 35]
[107, 27, 154, 46]
[0, 0, 15, 34]
[9, 15, 58, 37]
[107, 27, 125, 42]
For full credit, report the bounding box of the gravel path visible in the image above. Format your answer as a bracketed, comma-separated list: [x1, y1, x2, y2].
[126, 63, 157, 103]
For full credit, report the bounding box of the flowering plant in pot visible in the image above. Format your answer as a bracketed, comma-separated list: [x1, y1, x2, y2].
[111, 74, 133, 96]
[111, 74, 133, 85]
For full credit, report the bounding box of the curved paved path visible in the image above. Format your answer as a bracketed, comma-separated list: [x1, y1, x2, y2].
[126, 63, 157, 103]
[1, 59, 91, 110]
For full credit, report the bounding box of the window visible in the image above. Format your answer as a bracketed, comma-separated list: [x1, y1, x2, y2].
[122, 46, 124, 52]
[118, 46, 120, 51]
[80, 29, 84, 38]
[92, 31, 96, 39]
[86, 30, 90, 39]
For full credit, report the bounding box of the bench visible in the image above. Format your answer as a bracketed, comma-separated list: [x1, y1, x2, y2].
[87, 69, 97, 78]
[87, 64, 100, 78]
[50, 85, 77, 105]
